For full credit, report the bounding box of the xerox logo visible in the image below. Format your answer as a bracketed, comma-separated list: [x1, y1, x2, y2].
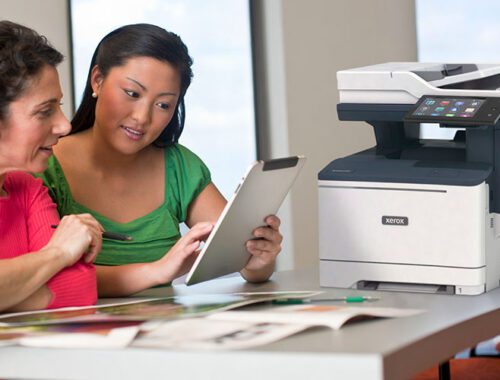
[382, 216, 409, 226]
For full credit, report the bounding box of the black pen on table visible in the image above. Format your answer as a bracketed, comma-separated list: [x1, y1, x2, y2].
[50, 225, 133, 241]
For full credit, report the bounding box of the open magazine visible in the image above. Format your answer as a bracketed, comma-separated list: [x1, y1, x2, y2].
[207, 304, 424, 329]
[132, 303, 424, 350]
[0, 293, 424, 350]
[0, 291, 318, 348]
[0, 291, 319, 328]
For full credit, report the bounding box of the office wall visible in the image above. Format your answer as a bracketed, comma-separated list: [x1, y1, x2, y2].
[254, 0, 417, 270]
[0, 0, 73, 118]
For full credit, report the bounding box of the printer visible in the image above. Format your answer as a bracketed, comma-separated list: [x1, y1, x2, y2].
[319, 62, 500, 295]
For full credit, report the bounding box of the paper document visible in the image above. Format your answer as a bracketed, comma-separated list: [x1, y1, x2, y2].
[133, 318, 308, 350]
[0, 321, 142, 349]
[207, 305, 424, 330]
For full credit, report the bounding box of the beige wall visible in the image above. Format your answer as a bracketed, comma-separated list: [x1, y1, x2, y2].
[0, 0, 73, 117]
[256, 0, 417, 270]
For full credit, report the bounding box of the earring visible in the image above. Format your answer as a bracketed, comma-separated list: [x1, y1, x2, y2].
[92, 92, 97, 98]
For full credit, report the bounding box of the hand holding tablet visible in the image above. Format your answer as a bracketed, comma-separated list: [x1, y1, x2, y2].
[186, 156, 306, 285]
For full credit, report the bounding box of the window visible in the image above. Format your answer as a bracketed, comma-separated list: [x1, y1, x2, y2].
[70, 0, 256, 199]
[416, 0, 500, 139]
[417, 0, 500, 62]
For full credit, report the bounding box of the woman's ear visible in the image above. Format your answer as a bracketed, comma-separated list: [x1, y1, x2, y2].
[90, 65, 104, 96]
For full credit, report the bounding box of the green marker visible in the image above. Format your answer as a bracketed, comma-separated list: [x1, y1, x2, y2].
[342, 296, 371, 303]
[271, 296, 379, 305]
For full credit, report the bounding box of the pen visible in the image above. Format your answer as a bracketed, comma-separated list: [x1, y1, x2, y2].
[271, 296, 379, 305]
[50, 225, 133, 241]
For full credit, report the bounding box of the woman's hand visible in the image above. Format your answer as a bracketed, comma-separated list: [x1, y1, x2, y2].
[44, 214, 103, 266]
[154, 222, 214, 284]
[241, 215, 282, 282]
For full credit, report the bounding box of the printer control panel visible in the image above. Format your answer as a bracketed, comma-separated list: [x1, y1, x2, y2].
[404, 95, 500, 126]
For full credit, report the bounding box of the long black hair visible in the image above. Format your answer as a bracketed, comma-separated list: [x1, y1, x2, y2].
[71, 23, 193, 147]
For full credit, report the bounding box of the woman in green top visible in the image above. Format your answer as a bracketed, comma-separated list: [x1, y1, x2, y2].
[40, 24, 283, 296]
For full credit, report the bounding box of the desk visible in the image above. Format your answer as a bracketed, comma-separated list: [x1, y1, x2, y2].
[0, 268, 499, 380]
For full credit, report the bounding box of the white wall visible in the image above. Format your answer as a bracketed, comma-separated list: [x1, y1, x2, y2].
[255, 0, 417, 270]
[0, 0, 73, 117]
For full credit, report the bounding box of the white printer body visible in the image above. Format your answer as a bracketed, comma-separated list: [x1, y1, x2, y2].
[319, 62, 500, 295]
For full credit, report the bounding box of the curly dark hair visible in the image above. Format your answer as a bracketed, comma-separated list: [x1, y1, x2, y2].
[0, 20, 63, 120]
[71, 23, 193, 147]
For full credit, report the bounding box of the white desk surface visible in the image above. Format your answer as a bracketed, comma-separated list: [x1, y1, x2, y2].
[0, 268, 499, 380]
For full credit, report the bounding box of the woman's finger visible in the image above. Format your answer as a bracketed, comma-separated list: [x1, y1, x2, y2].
[253, 227, 282, 244]
[186, 222, 213, 241]
[265, 215, 281, 230]
[246, 239, 277, 253]
[77, 213, 104, 232]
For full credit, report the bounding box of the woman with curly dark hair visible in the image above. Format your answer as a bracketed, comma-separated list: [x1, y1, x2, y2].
[0, 20, 103, 312]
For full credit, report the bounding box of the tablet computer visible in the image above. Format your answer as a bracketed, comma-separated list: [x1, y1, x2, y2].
[185, 155, 306, 286]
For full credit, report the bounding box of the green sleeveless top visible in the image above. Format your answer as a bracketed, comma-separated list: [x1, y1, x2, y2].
[38, 144, 211, 266]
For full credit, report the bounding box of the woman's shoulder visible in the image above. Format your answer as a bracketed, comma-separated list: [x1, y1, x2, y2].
[53, 133, 86, 162]
[4, 172, 46, 200]
[5, 171, 40, 187]
[166, 143, 205, 164]
[48, 133, 90, 181]
[167, 143, 193, 156]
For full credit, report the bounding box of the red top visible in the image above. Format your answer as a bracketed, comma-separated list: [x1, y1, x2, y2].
[0, 172, 96, 309]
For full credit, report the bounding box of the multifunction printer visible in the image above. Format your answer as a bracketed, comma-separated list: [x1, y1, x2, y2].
[319, 62, 500, 295]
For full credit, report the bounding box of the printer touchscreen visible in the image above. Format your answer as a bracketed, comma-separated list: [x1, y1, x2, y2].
[405, 95, 500, 126]
[412, 97, 484, 118]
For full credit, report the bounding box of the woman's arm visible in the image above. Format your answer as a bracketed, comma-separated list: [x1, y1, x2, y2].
[25, 176, 102, 310]
[0, 214, 103, 312]
[0, 173, 102, 312]
[0, 246, 65, 311]
[96, 222, 214, 297]
[185, 183, 227, 227]
[6, 285, 53, 312]
[95, 262, 160, 297]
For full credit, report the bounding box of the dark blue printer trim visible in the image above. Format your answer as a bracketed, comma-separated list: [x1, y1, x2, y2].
[337, 103, 413, 122]
[319, 150, 492, 187]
